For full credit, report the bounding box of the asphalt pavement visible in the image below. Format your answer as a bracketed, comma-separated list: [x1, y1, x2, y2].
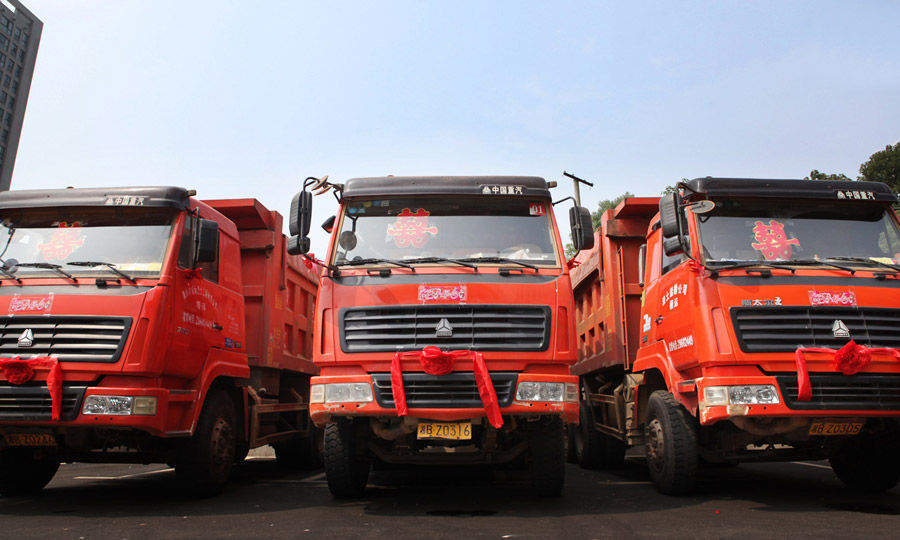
[0, 450, 897, 539]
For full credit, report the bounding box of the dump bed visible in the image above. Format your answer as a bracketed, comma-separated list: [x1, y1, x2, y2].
[205, 198, 319, 375]
[570, 197, 658, 376]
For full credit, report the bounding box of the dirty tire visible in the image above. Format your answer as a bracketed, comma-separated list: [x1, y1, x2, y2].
[0, 448, 59, 496]
[176, 389, 237, 497]
[324, 420, 369, 498]
[575, 398, 604, 469]
[645, 391, 698, 495]
[830, 431, 900, 492]
[529, 416, 565, 497]
[274, 426, 324, 470]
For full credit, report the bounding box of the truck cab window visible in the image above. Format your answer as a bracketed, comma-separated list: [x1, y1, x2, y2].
[661, 237, 689, 275]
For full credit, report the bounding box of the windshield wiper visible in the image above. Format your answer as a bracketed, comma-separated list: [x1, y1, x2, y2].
[706, 260, 796, 274]
[825, 256, 900, 273]
[67, 261, 137, 283]
[400, 256, 479, 270]
[787, 259, 857, 275]
[341, 257, 414, 270]
[16, 262, 77, 282]
[458, 256, 538, 272]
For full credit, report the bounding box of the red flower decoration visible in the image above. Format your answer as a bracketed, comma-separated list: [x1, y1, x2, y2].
[1, 358, 34, 385]
[833, 340, 871, 375]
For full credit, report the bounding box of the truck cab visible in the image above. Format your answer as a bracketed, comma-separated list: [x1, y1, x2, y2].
[572, 178, 900, 494]
[289, 175, 588, 497]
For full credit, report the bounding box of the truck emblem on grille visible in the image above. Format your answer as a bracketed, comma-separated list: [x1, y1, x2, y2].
[17, 329, 34, 348]
[832, 320, 850, 339]
[435, 318, 453, 338]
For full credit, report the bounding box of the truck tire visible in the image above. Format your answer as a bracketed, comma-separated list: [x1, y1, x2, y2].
[0, 448, 59, 496]
[829, 431, 900, 492]
[574, 399, 626, 469]
[176, 389, 237, 497]
[529, 416, 565, 497]
[324, 420, 369, 498]
[645, 391, 698, 495]
[274, 426, 324, 470]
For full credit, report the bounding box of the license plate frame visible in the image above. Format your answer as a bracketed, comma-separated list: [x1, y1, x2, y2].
[808, 421, 864, 436]
[3, 432, 56, 447]
[416, 421, 472, 441]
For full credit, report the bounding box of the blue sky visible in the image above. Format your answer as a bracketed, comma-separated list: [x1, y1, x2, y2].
[11, 1, 900, 252]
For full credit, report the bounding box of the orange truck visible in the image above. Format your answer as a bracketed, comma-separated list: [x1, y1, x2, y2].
[286, 175, 593, 497]
[0, 187, 319, 496]
[570, 177, 900, 494]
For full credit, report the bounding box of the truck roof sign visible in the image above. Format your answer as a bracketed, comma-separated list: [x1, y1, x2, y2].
[0, 186, 191, 210]
[683, 177, 897, 203]
[342, 176, 551, 199]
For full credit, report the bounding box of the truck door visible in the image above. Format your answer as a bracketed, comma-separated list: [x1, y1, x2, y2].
[169, 212, 243, 378]
[652, 237, 696, 371]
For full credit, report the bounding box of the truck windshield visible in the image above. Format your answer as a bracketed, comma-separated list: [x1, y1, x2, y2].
[333, 197, 560, 267]
[696, 198, 900, 265]
[0, 207, 177, 279]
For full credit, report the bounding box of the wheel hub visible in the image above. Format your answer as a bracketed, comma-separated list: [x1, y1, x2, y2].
[646, 418, 665, 473]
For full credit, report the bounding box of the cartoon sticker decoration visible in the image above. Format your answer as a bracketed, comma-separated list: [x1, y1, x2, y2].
[38, 222, 85, 261]
[751, 220, 800, 261]
[809, 290, 857, 306]
[387, 208, 438, 248]
[8, 294, 54, 315]
[418, 285, 467, 303]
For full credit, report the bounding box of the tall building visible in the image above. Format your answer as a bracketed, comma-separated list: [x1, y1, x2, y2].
[0, 0, 40, 191]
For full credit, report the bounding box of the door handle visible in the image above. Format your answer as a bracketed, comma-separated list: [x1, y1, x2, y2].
[212, 322, 223, 331]
[655, 316, 664, 325]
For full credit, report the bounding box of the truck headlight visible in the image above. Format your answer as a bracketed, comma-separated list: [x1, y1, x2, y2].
[82, 395, 157, 416]
[310, 384, 325, 404]
[516, 382, 571, 402]
[703, 385, 779, 406]
[324, 383, 373, 403]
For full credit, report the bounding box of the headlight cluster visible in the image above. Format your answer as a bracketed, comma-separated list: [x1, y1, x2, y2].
[82, 395, 157, 416]
[515, 382, 578, 403]
[310, 383, 373, 404]
[703, 385, 780, 406]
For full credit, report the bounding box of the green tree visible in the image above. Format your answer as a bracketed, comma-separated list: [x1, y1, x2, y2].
[859, 142, 900, 191]
[805, 169, 852, 181]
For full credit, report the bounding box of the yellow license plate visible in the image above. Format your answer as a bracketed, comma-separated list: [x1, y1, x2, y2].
[808, 421, 864, 436]
[417, 421, 472, 440]
[4, 433, 56, 446]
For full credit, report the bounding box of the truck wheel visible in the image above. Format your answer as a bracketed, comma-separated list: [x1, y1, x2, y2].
[0, 448, 59, 496]
[324, 420, 369, 498]
[574, 400, 626, 469]
[274, 426, 324, 470]
[176, 389, 237, 496]
[645, 391, 698, 495]
[529, 417, 565, 497]
[829, 431, 900, 492]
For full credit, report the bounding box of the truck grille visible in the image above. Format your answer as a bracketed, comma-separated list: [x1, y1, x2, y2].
[774, 373, 900, 410]
[731, 307, 900, 353]
[371, 372, 518, 408]
[340, 305, 550, 353]
[0, 316, 132, 363]
[0, 383, 87, 420]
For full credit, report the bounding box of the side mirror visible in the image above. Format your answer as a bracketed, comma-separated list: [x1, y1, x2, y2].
[321, 215, 336, 233]
[569, 205, 594, 252]
[195, 219, 219, 263]
[659, 192, 682, 239]
[663, 235, 685, 256]
[638, 244, 647, 287]
[289, 191, 313, 238]
[286, 235, 310, 256]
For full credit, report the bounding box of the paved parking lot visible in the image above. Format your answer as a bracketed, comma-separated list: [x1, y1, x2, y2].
[0, 451, 897, 539]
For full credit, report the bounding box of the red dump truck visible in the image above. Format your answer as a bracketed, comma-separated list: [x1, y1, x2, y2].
[286, 175, 594, 497]
[570, 177, 900, 494]
[0, 187, 319, 496]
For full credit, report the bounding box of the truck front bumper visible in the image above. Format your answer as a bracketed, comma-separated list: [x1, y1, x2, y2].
[309, 373, 579, 427]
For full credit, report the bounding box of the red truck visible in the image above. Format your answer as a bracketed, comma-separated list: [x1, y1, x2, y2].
[570, 177, 900, 494]
[287, 175, 594, 497]
[0, 187, 319, 496]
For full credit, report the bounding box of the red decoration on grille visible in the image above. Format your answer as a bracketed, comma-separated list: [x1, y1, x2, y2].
[793, 344, 900, 401]
[390, 348, 503, 428]
[0, 356, 62, 420]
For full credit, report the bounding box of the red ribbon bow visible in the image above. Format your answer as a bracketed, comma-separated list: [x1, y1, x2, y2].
[391, 347, 503, 428]
[0, 356, 62, 420]
[182, 268, 203, 280]
[794, 341, 900, 401]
